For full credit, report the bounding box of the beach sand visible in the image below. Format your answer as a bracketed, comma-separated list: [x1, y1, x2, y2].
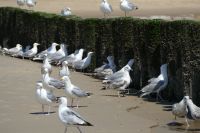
[0, 55, 200, 133]
[0, 0, 200, 19]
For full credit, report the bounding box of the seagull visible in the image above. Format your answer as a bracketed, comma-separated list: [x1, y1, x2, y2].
[106, 66, 132, 97]
[103, 59, 134, 83]
[17, 0, 25, 8]
[67, 48, 85, 67]
[12, 45, 31, 58]
[26, 0, 37, 9]
[35, 82, 57, 115]
[58, 49, 79, 65]
[61, 8, 72, 16]
[41, 55, 52, 74]
[23, 43, 40, 59]
[185, 96, 200, 126]
[33, 42, 59, 61]
[42, 68, 65, 91]
[74, 52, 94, 71]
[58, 97, 93, 133]
[120, 0, 138, 17]
[61, 76, 92, 108]
[2, 44, 22, 56]
[100, 0, 113, 18]
[48, 44, 67, 64]
[172, 96, 189, 126]
[59, 61, 70, 77]
[139, 64, 168, 101]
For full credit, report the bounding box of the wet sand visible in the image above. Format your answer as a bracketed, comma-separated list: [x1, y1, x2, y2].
[0, 0, 200, 19]
[0, 55, 200, 133]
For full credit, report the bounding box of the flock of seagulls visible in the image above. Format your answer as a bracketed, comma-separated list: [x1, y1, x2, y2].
[16, 0, 138, 17]
[1, 41, 200, 130]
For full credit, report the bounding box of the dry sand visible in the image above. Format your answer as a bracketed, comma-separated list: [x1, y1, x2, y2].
[0, 0, 200, 19]
[0, 55, 200, 133]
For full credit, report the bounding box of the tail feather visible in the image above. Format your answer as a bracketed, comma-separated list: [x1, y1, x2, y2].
[140, 92, 151, 98]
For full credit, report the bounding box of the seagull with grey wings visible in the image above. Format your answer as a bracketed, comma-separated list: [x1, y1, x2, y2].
[35, 82, 57, 115]
[172, 96, 189, 126]
[33, 42, 58, 61]
[120, 0, 138, 17]
[2, 44, 22, 56]
[61, 8, 72, 16]
[59, 61, 70, 77]
[100, 0, 113, 18]
[58, 97, 93, 133]
[139, 64, 168, 101]
[23, 43, 40, 59]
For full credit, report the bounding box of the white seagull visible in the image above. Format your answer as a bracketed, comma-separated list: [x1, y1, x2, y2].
[60, 61, 70, 77]
[172, 96, 189, 126]
[100, 0, 113, 18]
[35, 82, 57, 115]
[58, 97, 93, 133]
[74, 52, 94, 71]
[2, 44, 22, 56]
[61, 8, 72, 16]
[48, 44, 67, 64]
[41, 55, 52, 74]
[17, 0, 25, 8]
[103, 59, 134, 83]
[68, 48, 85, 67]
[106, 66, 132, 97]
[61, 76, 92, 108]
[23, 43, 40, 59]
[58, 49, 79, 65]
[26, 0, 37, 9]
[120, 0, 138, 17]
[33, 42, 59, 61]
[139, 64, 168, 101]
[185, 96, 200, 126]
[42, 68, 65, 91]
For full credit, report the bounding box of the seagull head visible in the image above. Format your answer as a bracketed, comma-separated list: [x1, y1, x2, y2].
[124, 65, 132, 71]
[183, 95, 190, 104]
[62, 61, 68, 66]
[61, 76, 70, 81]
[33, 43, 40, 47]
[87, 51, 94, 56]
[58, 97, 68, 105]
[36, 81, 43, 89]
[66, 7, 71, 11]
[120, 0, 124, 3]
[52, 42, 59, 47]
[43, 68, 49, 74]
[16, 44, 22, 49]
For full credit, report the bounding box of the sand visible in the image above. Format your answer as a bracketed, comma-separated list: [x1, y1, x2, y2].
[0, 0, 200, 19]
[1, 55, 200, 133]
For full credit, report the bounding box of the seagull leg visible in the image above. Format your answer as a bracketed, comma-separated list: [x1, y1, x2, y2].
[125, 11, 127, 17]
[174, 115, 176, 120]
[47, 105, 51, 115]
[42, 104, 44, 114]
[185, 117, 190, 127]
[64, 127, 67, 133]
[77, 127, 82, 133]
[71, 99, 74, 107]
[76, 100, 79, 108]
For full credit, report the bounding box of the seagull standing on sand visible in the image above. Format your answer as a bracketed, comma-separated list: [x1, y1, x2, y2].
[100, 0, 113, 18]
[58, 49, 79, 65]
[120, 0, 138, 17]
[48, 44, 67, 64]
[60, 61, 70, 77]
[74, 52, 94, 71]
[2, 44, 22, 56]
[103, 59, 134, 83]
[58, 97, 93, 133]
[33, 42, 58, 61]
[61, 76, 92, 108]
[35, 82, 57, 115]
[172, 96, 189, 126]
[42, 68, 65, 91]
[67, 48, 85, 67]
[106, 66, 132, 97]
[17, 0, 25, 8]
[61, 8, 72, 16]
[23, 43, 40, 59]
[185, 96, 200, 126]
[139, 64, 168, 101]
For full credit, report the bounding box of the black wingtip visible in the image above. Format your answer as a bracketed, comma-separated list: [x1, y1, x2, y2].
[87, 92, 93, 96]
[85, 121, 93, 126]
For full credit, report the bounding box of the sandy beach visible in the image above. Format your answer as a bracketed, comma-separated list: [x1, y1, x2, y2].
[0, 0, 200, 19]
[0, 55, 200, 133]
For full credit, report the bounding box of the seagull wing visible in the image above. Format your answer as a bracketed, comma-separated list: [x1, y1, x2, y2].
[49, 78, 64, 89]
[71, 86, 90, 97]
